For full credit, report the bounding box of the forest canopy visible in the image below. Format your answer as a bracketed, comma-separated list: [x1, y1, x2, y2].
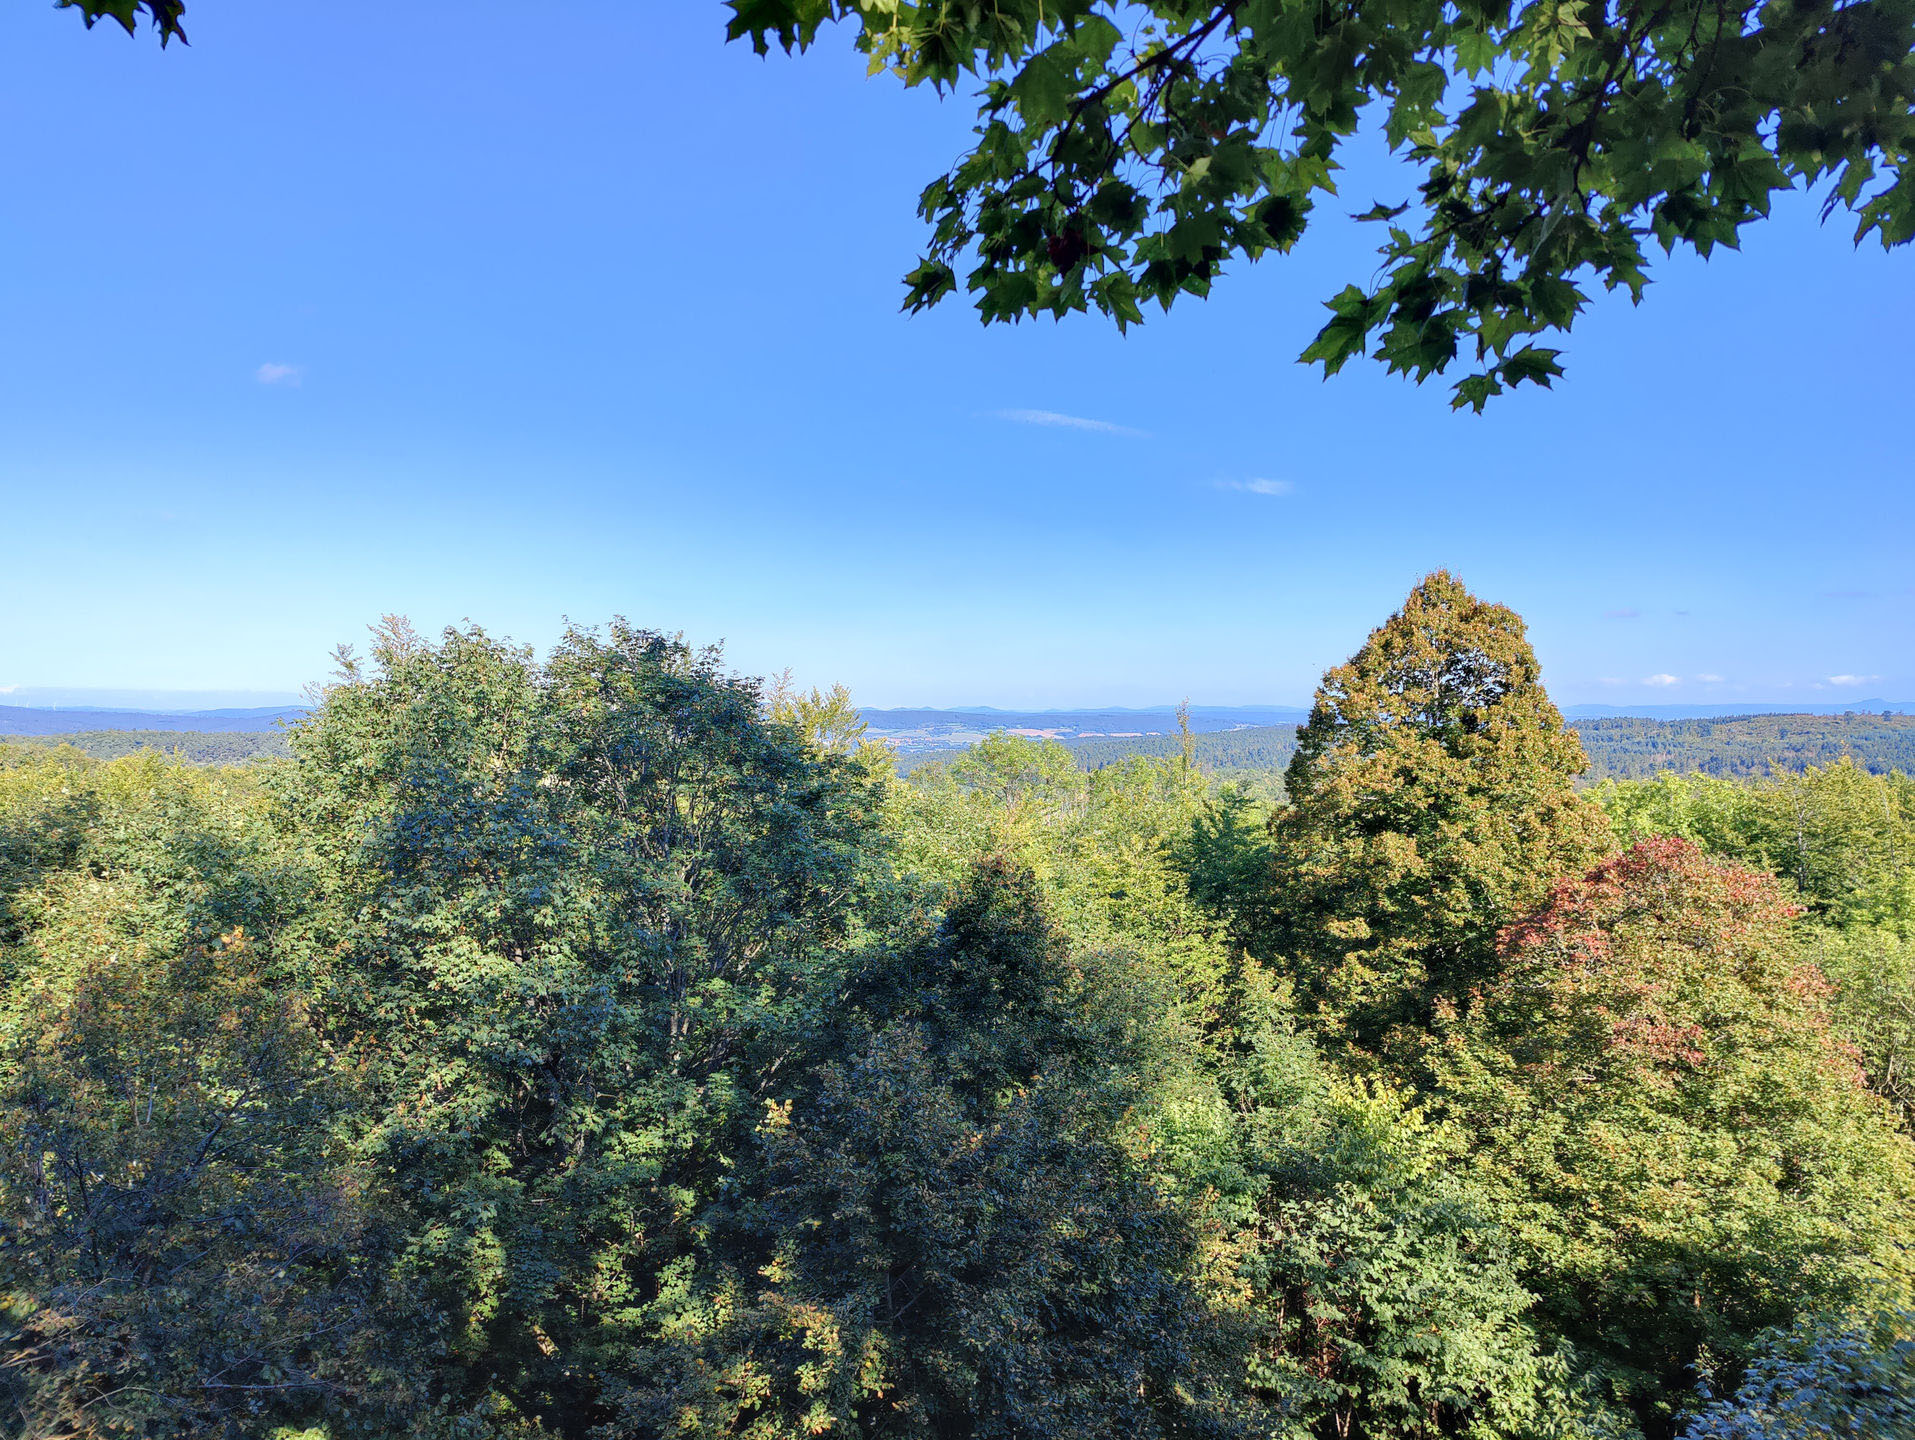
[2, 577, 1912, 1440]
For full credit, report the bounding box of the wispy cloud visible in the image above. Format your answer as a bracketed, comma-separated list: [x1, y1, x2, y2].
[994, 408, 1144, 437]
[1603, 607, 1641, 620]
[1695, 673, 1725, 683]
[1643, 673, 1681, 687]
[1827, 674, 1880, 687]
[1214, 478, 1296, 497]
[1821, 589, 1877, 600]
[256, 362, 304, 386]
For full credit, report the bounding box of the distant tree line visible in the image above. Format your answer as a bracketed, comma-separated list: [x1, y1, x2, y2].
[1572, 713, 1915, 779]
[0, 730, 292, 766]
[1055, 712, 1915, 788]
[16, 712, 1908, 785]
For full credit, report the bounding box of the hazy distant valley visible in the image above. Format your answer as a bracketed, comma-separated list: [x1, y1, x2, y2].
[8, 699, 1915, 783]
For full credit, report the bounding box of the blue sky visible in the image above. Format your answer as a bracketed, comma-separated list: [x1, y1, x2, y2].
[1, 1, 1909, 710]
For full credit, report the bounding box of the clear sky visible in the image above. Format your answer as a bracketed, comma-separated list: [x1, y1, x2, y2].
[1, 1, 1909, 710]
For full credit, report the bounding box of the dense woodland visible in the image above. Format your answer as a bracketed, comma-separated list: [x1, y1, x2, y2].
[2, 576, 1913, 1440]
[0, 730, 294, 765]
[17, 712, 1914, 784]
[902, 712, 1915, 792]
[1570, 714, 1915, 779]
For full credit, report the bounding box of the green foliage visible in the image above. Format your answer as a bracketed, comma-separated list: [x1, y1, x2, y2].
[1597, 763, 1915, 931]
[1437, 837, 1915, 1431]
[1598, 764, 1915, 1132]
[892, 739, 1265, 1053]
[644, 858, 1243, 1440]
[1178, 782, 1277, 950]
[1226, 1022, 1626, 1440]
[55, 0, 186, 46]
[0, 750, 406, 1439]
[1805, 925, 1915, 1130]
[0, 930, 393, 1440]
[1263, 570, 1612, 1061]
[766, 675, 876, 758]
[6, 597, 1914, 1439]
[0, 749, 97, 950]
[277, 617, 886, 1429]
[731, 0, 1915, 406]
[884, 728, 1612, 1439]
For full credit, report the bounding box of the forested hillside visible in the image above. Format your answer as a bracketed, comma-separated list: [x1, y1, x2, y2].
[1048, 712, 1915, 788]
[1574, 712, 1915, 777]
[3, 584, 1912, 1440]
[0, 730, 291, 765]
[1064, 724, 1300, 774]
[14, 714, 1910, 785]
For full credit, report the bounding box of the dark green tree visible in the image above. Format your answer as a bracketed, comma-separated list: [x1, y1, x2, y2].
[279, 617, 884, 1433]
[1179, 782, 1278, 953]
[0, 935, 402, 1440]
[1263, 570, 1612, 1064]
[640, 856, 1246, 1440]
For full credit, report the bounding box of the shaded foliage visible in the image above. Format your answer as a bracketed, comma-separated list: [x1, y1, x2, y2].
[0, 931, 396, 1440]
[638, 858, 1243, 1440]
[1680, 1305, 1915, 1440]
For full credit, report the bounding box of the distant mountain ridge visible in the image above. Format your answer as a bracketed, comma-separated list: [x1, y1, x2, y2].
[900, 712, 1915, 785]
[1562, 700, 1915, 719]
[0, 705, 308, 736]
[6, 699, 1912, 745]
[858, 701, 1915, 754]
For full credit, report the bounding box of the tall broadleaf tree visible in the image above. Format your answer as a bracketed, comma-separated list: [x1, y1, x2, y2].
[1262, 570, 1612, 1065]
[1436, 837, 1915, 1434]
[279, 618, 885, 1432]
[637, 857, 1247, 1440]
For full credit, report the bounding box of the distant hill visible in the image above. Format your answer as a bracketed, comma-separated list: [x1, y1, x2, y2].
[0, 730, 292, 764]
[1063, 726, 1301, 773]
[858, 705, 1309, 754]
[0, 704, 306, 736]
[1563, 700, 1915, 719]
[1571, 712, 1915, 778]
[11, 697, 1914, 777]
[898, 712, 1915, 787]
